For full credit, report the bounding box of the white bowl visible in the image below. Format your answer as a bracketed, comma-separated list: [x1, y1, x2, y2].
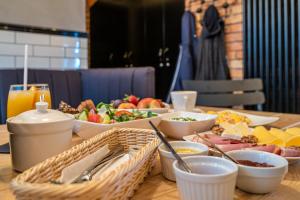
[173, 156, 238, 200]
[227, 150, 288, 194]
[158, 112, 216, 139]
[74, 115, 161, 139]
[158, 141, 208, 181]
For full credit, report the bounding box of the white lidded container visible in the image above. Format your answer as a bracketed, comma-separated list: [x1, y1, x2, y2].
[7, 102, 74, 172]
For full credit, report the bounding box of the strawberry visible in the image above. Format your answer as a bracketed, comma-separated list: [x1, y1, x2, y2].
[88, 109, 102, 123]
[124, 95, 139, 105]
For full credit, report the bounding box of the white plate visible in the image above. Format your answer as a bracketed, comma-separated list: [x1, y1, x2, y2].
[219, 110, 279, 127]
[183, 132, 300, 165]
[73, 115, 161, 139]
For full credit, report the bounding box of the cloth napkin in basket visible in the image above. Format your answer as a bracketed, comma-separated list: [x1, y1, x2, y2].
[60, 145, 110, 183]
[59, 145, 137, 183]
[92, 154, 130, 180]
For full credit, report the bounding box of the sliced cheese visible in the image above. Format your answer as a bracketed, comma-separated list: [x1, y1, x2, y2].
[220, 122, 251, 140]
[285, 135, 300, 147]
[286, 127, 300, 136]
[262, 138, 285, 147]
[253, 126, 276, 143]
[269, 128, 293, 142]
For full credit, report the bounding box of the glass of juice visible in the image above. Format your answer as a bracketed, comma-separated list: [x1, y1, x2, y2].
[7, 84, 52, 118]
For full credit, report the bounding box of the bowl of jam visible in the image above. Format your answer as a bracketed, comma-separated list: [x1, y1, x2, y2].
[226, 150, 288, 194]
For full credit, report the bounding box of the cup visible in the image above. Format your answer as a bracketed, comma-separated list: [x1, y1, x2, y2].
[171, 91, 197, 111]
[173, 156, 238, 200]
[7, 84, 52, 118]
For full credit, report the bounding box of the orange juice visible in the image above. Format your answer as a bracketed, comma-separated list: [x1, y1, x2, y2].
[31, 86, 52, 109]
[7, 84, 52, 118]
[7, 90, 35, 118]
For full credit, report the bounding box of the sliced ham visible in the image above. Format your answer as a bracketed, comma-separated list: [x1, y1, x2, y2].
[217, 143, 255, 152]
[280, 147, 300, 157]
[246, 145, 281, 155]
[204, 134, 241, 145]
[192, 134, 246, 146]
[192, 134, 242, 146]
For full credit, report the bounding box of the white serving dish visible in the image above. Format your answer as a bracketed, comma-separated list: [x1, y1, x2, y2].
[158, 141, 208, 181]
[74, 115, 161, 139]
[158, 112, 216, 139]
[227, 150, 288, 194]
[173, 156, 238, 200]
[7, 102, 74, 172]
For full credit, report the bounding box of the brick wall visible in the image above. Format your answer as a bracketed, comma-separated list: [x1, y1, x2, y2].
[186, 0, 243, 79]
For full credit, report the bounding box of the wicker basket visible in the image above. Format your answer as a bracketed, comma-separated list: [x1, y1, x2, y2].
[11, 128, 160, 200]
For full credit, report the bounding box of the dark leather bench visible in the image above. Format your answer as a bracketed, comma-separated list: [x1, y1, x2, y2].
[0, 67, 155, 124]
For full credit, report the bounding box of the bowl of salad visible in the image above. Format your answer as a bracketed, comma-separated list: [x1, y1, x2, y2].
[159, 112, 216, 139]
[73, 102, 161, 139]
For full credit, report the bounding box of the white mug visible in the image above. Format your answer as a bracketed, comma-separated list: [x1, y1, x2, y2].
[171, 91, 197, 111]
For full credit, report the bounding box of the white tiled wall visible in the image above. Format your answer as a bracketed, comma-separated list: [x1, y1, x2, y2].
[0, 30, 88, 70]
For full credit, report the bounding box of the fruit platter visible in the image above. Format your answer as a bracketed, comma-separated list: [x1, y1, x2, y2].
[110, 95, 170, 113]
[59, 100, 161, 139]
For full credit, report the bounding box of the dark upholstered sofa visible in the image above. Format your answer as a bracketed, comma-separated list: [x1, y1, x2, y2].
[0, 67, 155, 124]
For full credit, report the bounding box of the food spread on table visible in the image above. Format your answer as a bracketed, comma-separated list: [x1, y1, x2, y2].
[8, 96, 300, 198]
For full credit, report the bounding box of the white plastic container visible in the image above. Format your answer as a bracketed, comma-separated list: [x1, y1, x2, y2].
[158, 141, 208, 181]
[173, 156, 238, 200]
[7, 102, 74, 172]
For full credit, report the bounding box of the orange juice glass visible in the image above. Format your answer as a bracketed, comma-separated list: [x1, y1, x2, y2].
[7, 84, 52, 118]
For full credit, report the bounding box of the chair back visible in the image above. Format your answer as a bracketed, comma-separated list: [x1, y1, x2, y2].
[182, 79, 265, 109]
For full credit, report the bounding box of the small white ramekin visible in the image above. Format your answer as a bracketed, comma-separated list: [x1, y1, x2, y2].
[173, 156, 238, 200]
[227, 150, 288, 194]
[158, 141, 208, 181]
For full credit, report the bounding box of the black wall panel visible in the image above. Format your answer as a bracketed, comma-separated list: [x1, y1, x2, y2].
[244, 0, 300, 113]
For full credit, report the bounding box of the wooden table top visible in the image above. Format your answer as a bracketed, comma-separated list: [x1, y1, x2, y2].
[1, 107, 300, 200]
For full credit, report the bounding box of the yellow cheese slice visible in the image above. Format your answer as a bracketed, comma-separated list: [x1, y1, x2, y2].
[261, 138, 285, 147]
[269, 128, 293, 142]
[285, 136, 300, 147]
[253, 126, 276, 143]
[286, 127, 300, 136]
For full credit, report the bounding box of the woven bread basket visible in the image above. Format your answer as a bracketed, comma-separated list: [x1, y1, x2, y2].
[11, 128, 160, 200]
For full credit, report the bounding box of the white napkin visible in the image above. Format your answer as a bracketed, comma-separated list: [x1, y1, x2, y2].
[92, 154, 130, 180]
[60, 145, 110, 183]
